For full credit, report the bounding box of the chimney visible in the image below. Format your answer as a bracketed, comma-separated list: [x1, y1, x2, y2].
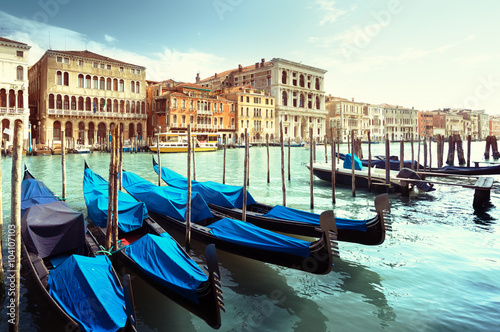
[260, 58, 265, 67]
[215, 73, 217, 78]
[255, 63, 259, 69]
[195, 73, 200, 84]
[238, 64, 242, 72]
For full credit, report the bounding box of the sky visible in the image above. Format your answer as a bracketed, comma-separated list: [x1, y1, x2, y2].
[1, 0, 499, 113]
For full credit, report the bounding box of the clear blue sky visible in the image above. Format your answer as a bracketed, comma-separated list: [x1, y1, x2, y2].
[1, 0, 499, 113]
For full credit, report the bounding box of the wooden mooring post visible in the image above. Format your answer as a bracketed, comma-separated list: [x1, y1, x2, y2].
[456, 135, 465, 165]
[411, 133, 415, 170]
[186, 125, 192, 249]
[467, 135, 471, 167]
[157, 135, 161, 186]
[223, 139, 226, 184]
[368, 131, 372, 191]
[288, 137, 291, 181]
[10, 120, 23, 332]
[61, 131, 66, 200]
[385, 134, 390, 185]
[446, 135, 455, 166]
[266, 135, 270, 184]
[242, 128, 249, 221]
[423, 137, 428, 172]
[351, 130, 355, 197]
[417, 135, 421, 172]
[192, 136, 196, 181]
[111, 128, 119, 250]
[280, 121, 286, 206]
[331, 135, 336, 204]
[310, 128, 315, 208]
[400, 139, 404, 171]
[0, 144, 3, 298]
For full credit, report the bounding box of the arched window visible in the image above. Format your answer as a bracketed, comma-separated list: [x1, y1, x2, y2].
[120, 100, 125, 113]
[282, 70, 287, 84]
[49, 94, 55, 109]
[16, 66, 23, 80]
[240, 107, 243, 116]
[113, 79, 118, 91]
[17, 91, 23, 108]
[126, 101, 130, 113]
[0, 89, 6, 107]
[315, 78, 320, 90]
[106, 78, 111, 90]
[53, 121, 61, 140]
[182, 99, 186, 109]
[282, 91, 288, 106]
[56, 95, 62, 109]
[93, 76, 98, 89]
[113, 100, 118, 113]
[131, 101, 136, 113]
[78, 74, 84, 88]
[56, 71, 62, 85]
[119, 80, 124, 92]
[63, 96, 69, 110]
[172, 98, 177, 109]
[299, 75, 304, 87]
[99, 77, 105, 90]
[316, 96, 320, 110]
[142, 102, 145, 114]
[78, 97, 84, 110]
[85, 97, 91, 111]
[100, 98, 105, 112]
[136, 82, 140, 94]
[85, 75, 91, 88]
[63, 72, 69, 86]
[107, 99, 112, 112]
[71, 96, 76, 110]
[131, 81, 135, 93]
[299, 94, 304, 108]
[8, 90, 15, 107]
[173, 114, 177, 125]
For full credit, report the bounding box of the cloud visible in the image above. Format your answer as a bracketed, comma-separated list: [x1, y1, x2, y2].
[316, 0, 348, 26]
[104, 34, 117, 44]
[0, 10, 225, 82]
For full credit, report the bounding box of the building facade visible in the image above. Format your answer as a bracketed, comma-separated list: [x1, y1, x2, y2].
[28, 50, 147, 146]
[198, 58, 327, 142]
[153, 83, 236, 142]
[221, 85, 276, 144]
[0, 37, 31, 147]
[381, 104, 418, 141]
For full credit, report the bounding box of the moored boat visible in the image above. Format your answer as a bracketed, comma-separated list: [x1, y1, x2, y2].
[21, 167, 137, 332]
[121, 170, 339, 275]
[82, 162, 223, 329]
[150, 132, 218, 153]
[153, 158, 391, 245]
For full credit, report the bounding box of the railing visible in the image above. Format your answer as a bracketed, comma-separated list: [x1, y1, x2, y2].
[197, 109, 212, 115]
[47, 109, 147, 119]
[0, 108, 28, 114]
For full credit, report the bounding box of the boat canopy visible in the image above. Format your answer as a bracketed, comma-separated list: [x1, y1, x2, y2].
[155, 164, 257, 209]
[48, 255, 127, 332]
[121, 171, 214, 223]
[83, 167, 147, 233]
[263, 205, 368, 232]
[209, 217, 311, 258]
[343, 153, 363, 170]
[21, 178, 60, 217]
[21, 201, 86, 259]
[124, 233, 208, 303]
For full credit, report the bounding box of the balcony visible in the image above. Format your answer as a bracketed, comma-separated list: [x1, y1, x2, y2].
[47, 109, 147, 120]
[197, 109, 212, 115]
[0, 108, 27, 114]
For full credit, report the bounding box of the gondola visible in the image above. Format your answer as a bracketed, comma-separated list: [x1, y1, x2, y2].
[152, 158, 391, 245]
[83, 162, 223, 329]
[335, 152, 421, 171]
[121, 170, 339, 275]
[21, 167, 137, 332]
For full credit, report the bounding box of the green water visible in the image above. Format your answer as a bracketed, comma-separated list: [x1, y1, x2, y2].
[1, 142, 499, 331]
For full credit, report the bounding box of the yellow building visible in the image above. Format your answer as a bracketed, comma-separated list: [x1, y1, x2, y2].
[326, 96, 366, 142]
[28, 50, 147, 146]
[221, 85, 275, 144]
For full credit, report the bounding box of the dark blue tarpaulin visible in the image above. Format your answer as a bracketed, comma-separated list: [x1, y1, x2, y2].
[48, 255, 127, 332]
[343, 153, 363, 170]
[124, 233, 208, 303]
[21, 178, 59, 217]
[155, 164, 257, 208]
[263, 205, 368, 231]
[121, 171, 213, 223]
[209, 217, 311, 258]
[83, 167, 147, 233]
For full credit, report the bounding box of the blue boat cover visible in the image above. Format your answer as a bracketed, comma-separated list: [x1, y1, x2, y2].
[21, 201, 86, 259]
[121, 171, 213, 223]
[263, 205, 367, 231]
[48, 255, 127, 332]
[209, 218, 311, 258]
[21, 178, 59, 217]
[343, 153, 363, 170]
[83, 167, 147, 233]
[155, 164, 257, 208]
[124, 233, 208, 303]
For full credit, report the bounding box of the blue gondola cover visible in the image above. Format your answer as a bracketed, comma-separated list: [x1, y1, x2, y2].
[121, 171, 214, 223]
[48, 255, 127, 332]
[155, 164, 257, 208]
[21, 178, 59, 217]
[263, 205, 368, 231]
[343, 153, 363, 170]
[208, 217, 311, 258]
[124, 233, 208, 303]
[83, 167, 147, 233]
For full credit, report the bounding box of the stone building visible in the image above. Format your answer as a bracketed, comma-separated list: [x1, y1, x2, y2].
[219, 85, 276, 144]
[197, 58, 327, 142]
[325, 96, 367, 142]
[0, 37, 31, 147]
[153, 83, 236, 142]
[381, 104, 418, 141]
[28, 50, 147, 146]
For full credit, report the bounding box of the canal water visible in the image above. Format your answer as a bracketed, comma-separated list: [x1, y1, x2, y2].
[1, 142, 499, 331]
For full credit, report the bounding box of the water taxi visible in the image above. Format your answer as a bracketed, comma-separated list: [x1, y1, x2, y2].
[150, 132, 218, 153]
